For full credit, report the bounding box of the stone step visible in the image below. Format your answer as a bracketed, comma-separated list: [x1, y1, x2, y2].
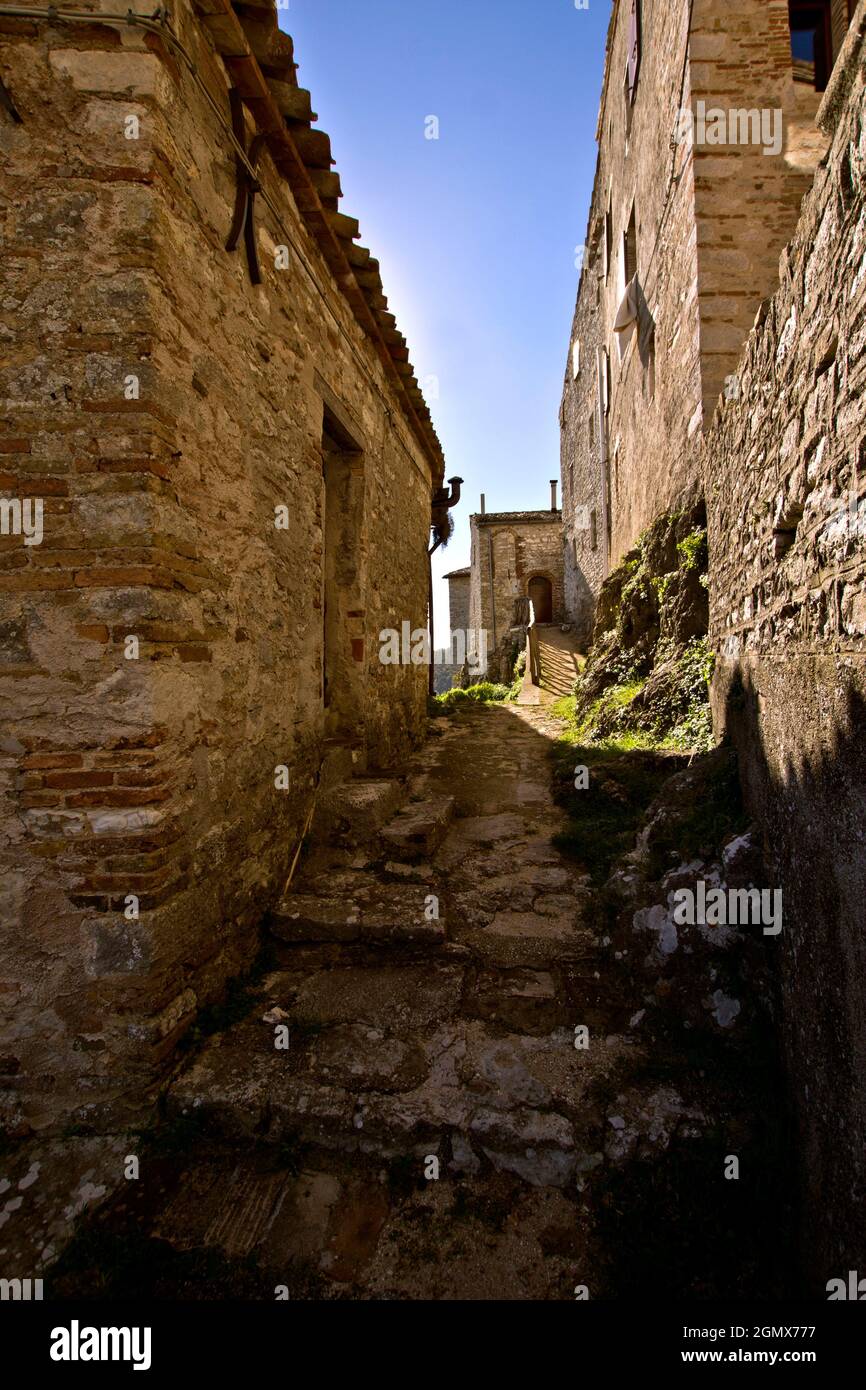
[461, 910, 599, 969]
[270, 883, 445, 946]
[472, 966, 565, 1035]
[167, 965, 618, 1188]
[379, 796, 456, 861]
[310, 778, 404, 848]
[319, 739, 367, 790]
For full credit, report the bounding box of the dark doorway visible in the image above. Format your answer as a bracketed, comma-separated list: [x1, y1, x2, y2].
[322, 409, 365, 740]
[528, 575, 553, 624]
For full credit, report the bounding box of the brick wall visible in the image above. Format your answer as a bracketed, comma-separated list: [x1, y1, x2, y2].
[705, 1, 866, 1281]
[0, 2, 437, 1134]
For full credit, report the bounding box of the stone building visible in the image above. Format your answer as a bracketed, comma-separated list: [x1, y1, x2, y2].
[432, 565, 470, 693]
[0, 1, 444, 1134]
[705, 7, 866, 1278]
[467, 490, 565, 667]
[563, 0, 866, 1278]
[444, 565, 471, 638]
[560, 0, 857, 636]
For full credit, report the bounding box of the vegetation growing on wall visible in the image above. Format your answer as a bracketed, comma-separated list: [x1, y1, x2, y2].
[568, 503, 714, 753]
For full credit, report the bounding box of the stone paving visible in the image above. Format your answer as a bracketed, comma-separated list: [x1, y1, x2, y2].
[38, 703, 791, 1300]
[169, 706, 622, 1187]
[72, 702, 624, 1298]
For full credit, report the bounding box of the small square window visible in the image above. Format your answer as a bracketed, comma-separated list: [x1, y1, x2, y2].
[572, 340, 581, 379]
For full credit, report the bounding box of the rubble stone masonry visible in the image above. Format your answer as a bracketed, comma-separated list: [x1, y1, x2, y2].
[705, 1, 866, 1279]
[0, 1, 440, 1134]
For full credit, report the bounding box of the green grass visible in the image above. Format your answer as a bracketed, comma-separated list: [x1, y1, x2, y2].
[551, 695, 577, 721]
[570, 679, 647, 744]
[507, 649, 527, 702]
[664, 703, 714, 752]
[434, 682, 510, 708]
[596, 730, 658, 751]
[556, 724, 658, 755]
[567, 638, 715, 755]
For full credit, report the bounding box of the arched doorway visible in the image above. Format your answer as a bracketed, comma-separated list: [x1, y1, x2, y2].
[528, 575, 553, 624]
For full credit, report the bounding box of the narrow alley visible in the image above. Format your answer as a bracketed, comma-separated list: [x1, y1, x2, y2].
[2, 0, 864, 1345]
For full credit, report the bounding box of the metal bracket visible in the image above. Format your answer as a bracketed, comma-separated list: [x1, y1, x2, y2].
[225, 87, 266, 286]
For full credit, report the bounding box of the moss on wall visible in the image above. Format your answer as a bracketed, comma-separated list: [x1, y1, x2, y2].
[568, 503, 713, 751]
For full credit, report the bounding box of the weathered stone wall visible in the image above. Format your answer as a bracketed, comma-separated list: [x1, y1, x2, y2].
[561, 0, 854, 631]
[560, 226, 605, 646]
[690, 0, 828, 421]
[832, 0, 857, 53]
[430, 569, 470, 693]
[468, 512, 565, 661]
[583, 0, 704, 576]
[705, 1, 866, 1282]
[0, 2, 438, 1135]
[446, 569, 470, 638]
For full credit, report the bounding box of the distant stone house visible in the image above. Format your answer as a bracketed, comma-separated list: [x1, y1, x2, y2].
[560, 0, 857, 636]
[467, 496, 565, 671]
[444, 566, 471, 637]
[433, 566, 470, 692]
[0, 1, 444, 1134]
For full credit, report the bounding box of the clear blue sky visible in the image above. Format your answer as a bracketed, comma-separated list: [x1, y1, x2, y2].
[279, 0, 611, 638]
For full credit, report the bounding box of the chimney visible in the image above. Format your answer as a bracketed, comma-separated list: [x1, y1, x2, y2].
[550, 480, 558, 511]
[480, 493, 486, 515]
